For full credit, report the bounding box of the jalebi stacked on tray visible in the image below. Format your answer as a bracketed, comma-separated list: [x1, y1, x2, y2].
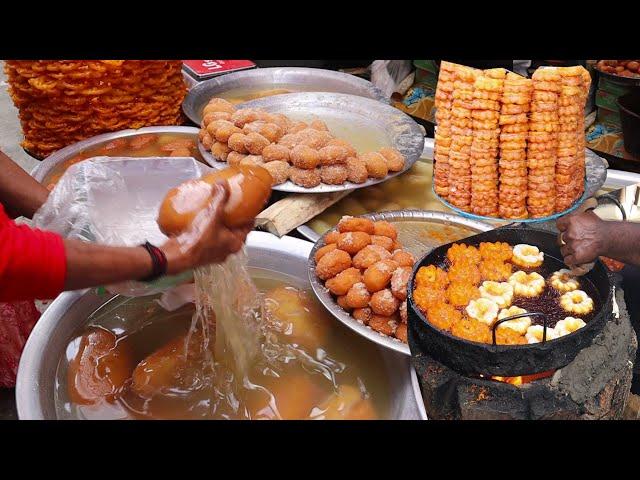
[447, 64, 481, 210]
[469, 69, 505, 217]
[4, 61, 186, 158]
[527, 67, 560, 218]
[433, 61, 456, 199]
[498, 72, 532, 219]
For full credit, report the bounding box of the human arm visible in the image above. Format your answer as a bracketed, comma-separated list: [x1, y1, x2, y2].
[0, 149, 50, 219]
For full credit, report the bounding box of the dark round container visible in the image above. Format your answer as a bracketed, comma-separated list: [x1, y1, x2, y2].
[618, 92, 640, 156]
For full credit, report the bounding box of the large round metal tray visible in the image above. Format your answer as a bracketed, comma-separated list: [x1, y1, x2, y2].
[31, 126, 200, 184]
[182, 67, 387, 125]
[16, 232, 422, 420]
[199, 92, 425, 194]
[307, 210, 493, 356]
[432, 149, 608, 223]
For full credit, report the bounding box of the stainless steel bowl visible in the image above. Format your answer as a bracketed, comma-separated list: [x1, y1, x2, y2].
[16, 232, 423, 420]
[31, 126, 200, 184]
[308, 210, 493, 356]
[182, 67, 387, 125]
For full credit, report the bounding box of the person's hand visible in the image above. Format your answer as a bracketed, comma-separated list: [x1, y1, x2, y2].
[556, 210, 608, 267]
[160, 182, 253, 274]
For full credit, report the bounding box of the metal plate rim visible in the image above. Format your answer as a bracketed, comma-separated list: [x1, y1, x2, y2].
[307, 210, 494, 356]
[182, 66, 388, 125]
[198, 91, 425, 194]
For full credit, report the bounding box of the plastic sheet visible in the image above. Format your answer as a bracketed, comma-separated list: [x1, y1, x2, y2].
[33, 157, 212, 296]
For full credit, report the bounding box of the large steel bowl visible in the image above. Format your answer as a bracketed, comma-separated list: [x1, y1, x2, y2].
[16, 232, 424, 420]
[182, 67, 387, 125]
[31, 126, 201, 184]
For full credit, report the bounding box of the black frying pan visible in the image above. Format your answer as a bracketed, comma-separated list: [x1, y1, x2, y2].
[407, 226, 614, 377]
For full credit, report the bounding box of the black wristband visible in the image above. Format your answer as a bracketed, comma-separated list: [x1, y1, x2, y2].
[139, 241, 168, 282]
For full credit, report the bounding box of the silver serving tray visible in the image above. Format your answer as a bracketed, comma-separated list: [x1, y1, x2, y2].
[199, 92, 425, 194]
[182, 67, 387, 125]
[31, 126, 200, 184]
[16, 232, 423, 420]
[307, 211, 493, 356]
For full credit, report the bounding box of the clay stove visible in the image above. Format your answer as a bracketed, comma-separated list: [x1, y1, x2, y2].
[412, 277, 637, 420]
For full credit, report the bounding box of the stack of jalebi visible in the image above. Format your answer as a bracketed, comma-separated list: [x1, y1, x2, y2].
[433, 61, 455, 198]
[498, 72, 532, 219]
[527, 67, 561, 218]
[447, 64, 480, 210]
[4, 60, 186, 158]
[470, 69, 505, 217]
[555, 67, 586, 212]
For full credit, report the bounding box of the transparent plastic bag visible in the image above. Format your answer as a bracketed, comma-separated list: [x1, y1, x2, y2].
[32, 156, 212, 297]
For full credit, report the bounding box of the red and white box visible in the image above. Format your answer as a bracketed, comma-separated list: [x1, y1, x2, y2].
[182, 60, 256, 81]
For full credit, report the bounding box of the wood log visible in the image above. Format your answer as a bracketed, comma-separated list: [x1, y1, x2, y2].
[255, 191, 351, 237]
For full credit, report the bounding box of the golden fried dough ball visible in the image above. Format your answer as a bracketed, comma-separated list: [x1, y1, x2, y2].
[379, 147, 406, 172]
[399, 300, 408, 323]
[203, 111, 232, 126]
[368, 314, 399, 336]
[206, 119, 230, 138]
[373, 221, 398, 240]
[215, 122, 242, 143]
[447, 243, 481, 265]
[363, 259, 399, 292]
[298, 129, 333, 149]
[396, 323, 408, 342]
[415, 265, 449, 290]
[315, 243, 338, 263]
[346, 282, 371, 309]
[227, 132, 249, 153]
[326, 267, 362, 296]
[227, 151, 246, 166]
[315, 248, 352, 281]
[446, 282, 480, 307]
[479, 242, 512, 262]
[371, 235, 394, 252]
[262, 160, 290, 185]
[427, 301, 461, 332]
[352, 307, 373, 325]
[328, 138, 357, 158]
[336, 231, 372, 254]
[362, 152, 389, 179]
[204, 98, 236, 115]
[345, 156, 368, 184]
[353, 244, 392, 270]
[325, 231, 340, 244]
[448, 262, 481, 285]
[288, 121, 309, 134]
[289, 167, 321, 188]
[231, 108, 263, 128]
[336, 295, 351, 311]
[413, 286, 445, 313]
[450, 317, 491, 343]
[392, 250, 415, 267]
[210, 141, 231, 161]
[245, 132, 270, 155]
[290, 145, 320, 169]
[479, 259, 512, 282]
[319, 145, 349, 166]
[337, 216, 375, 234]
[390, 266, 412, 301]
[243, 121, 284, 143]
[278, 133, 301, 149]
[370, 288, 401, 316]
[320, 165, 348, 185]
[262, 144, 290, 163]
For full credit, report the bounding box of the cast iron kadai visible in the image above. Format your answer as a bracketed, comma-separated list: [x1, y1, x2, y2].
[407, 226, 614, 377]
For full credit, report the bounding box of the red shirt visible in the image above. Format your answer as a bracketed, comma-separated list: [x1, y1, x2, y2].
[0, 203, 67, 302]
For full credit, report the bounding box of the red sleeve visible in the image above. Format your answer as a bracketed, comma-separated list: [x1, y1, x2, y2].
[0, 204, 67, 302]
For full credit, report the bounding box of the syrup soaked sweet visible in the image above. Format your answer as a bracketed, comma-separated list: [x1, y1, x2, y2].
[55, 268, 390, 420]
